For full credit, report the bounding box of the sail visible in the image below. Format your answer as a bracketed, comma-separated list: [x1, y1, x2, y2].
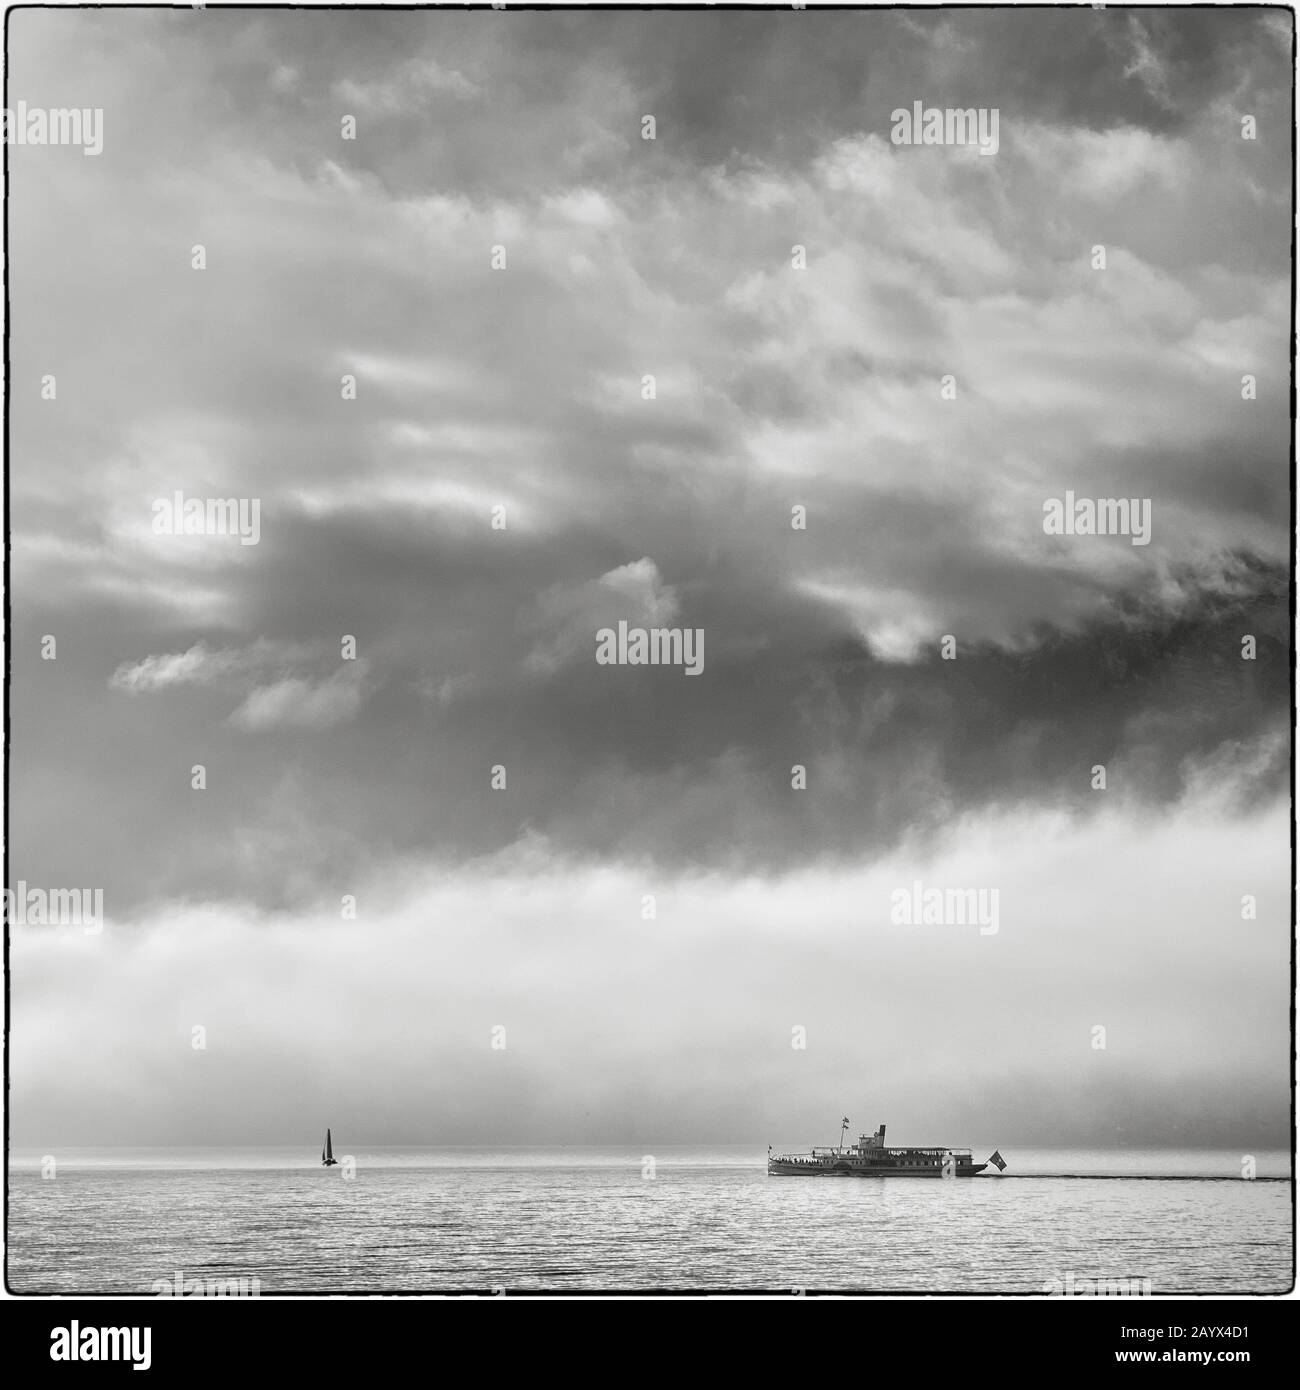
[325, 1128, 333, 1161]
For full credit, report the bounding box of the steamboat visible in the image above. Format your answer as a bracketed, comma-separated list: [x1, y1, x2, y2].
[768, 1119, 1005, 1178]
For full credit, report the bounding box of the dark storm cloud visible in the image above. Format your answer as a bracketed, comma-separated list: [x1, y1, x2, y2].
[16, 8, 1286, 189]
[10, 512, 1286, 914]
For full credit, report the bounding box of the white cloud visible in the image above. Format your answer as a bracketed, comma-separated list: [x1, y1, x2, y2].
[112, 641, 367, 731]
[524, 558, 681, 676]
[1015, 123, 1188, 200]
[228, 662, 369, 731]
[334, 56, 479, 113]
[110, 640, 312, 693]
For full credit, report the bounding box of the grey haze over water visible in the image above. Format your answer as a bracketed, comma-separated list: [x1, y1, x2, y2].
[6, 7, 1291, 1159]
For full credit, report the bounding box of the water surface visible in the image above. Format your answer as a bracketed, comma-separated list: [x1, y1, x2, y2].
[8, 1146, 1291, 1294]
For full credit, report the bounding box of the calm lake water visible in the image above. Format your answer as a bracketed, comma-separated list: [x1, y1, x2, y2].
[7, 1147, 1292, 1294]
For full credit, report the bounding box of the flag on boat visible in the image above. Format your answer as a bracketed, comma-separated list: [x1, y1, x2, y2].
[841, 1116, 850, 1127]
[989, 1150, 1007, 1171]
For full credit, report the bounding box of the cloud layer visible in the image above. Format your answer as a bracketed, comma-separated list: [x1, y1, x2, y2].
[6, 8, 1291, 1144]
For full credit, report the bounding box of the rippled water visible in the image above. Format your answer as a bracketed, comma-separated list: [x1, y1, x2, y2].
[7, 1147, 1291, 1294]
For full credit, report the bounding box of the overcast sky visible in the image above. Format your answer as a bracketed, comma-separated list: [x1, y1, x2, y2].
[8, 7, 1291, 1149]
